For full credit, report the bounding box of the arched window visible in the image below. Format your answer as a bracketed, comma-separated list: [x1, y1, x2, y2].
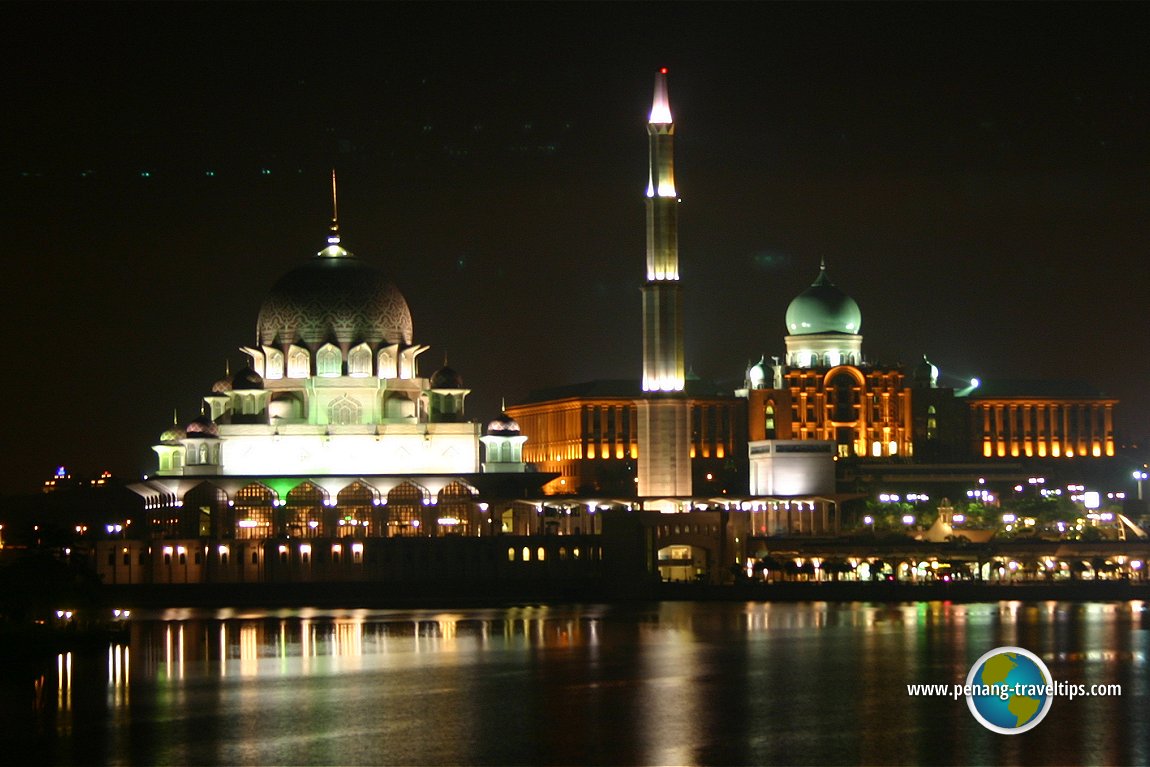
[348, 343, 372, 377]
[234, 483, 274, 540]
[317, 344, 342, 377]
[262, 346, 285, 380]
[287, 345, 310, 378]
[337, 481, 378, 537]
[377, 348, 397, 379]
[285, 481, 327, 538]
[765, 402, 776, 439]
[328, 396, 362, 426]
[437, 481, 477, 536]
[927, 405, 938, 440]
[387, 481, 429, 537]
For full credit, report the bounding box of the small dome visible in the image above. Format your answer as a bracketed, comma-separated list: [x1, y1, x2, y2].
[747, 356, 766, 389]
[211, 375, 233, 394]
[159, 425, 186, 445]
[185, 414, 219, 438]
[232, 366, 264, 390]
[914, 355, 939, 387]
[430, 365, 464, 389]
[257, 245, 413, 348]
[486, 413, 521, 435]
[785, 262, 862, 336]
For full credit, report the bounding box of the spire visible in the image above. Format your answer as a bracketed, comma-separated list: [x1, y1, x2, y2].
[649, 68, 673, 124]
[328, 169, 340, 245]
[317, 169, 349, 258]
[501, 396, 507, 412]
[172, 408, 179, 426]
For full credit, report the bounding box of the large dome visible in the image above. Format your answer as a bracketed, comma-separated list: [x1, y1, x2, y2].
[785, 263, 861, 335]
[257, 245, 413, 348]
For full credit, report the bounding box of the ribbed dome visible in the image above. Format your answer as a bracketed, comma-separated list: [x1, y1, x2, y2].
[159, 425, 187, 445]
[211, 375, 233, 394]
[486, 413, 521, 435]
[785, 263, 861, 335]
[257, 246, 413, 348]
[232, 366, 264, 390]
[430, 366, 464, 389]
[185, 414, 219, 438]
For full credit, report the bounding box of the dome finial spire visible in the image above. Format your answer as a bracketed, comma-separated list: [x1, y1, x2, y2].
[317, 169, 350, 258]
[820, 255, 827, 272]
[328, 168, 340, 245]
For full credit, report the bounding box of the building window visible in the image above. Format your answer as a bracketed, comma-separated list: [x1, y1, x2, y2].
[317, 343, 342, 377]
[286, 481, 327, 538]
[927, 405, 938, 440]
[348, 343, 372, 377]
[287, 345, 310, 378]
[387, 481, 429, 537]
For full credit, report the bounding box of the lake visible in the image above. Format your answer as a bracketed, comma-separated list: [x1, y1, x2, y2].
[3, 600, 1146, 765]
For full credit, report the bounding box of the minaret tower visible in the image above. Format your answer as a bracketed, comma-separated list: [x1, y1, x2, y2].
[642, 68, 684, 392]
[637, 69, 692, 501]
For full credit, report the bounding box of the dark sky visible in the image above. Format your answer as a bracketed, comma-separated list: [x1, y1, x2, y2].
[3, 2, 1147, 493]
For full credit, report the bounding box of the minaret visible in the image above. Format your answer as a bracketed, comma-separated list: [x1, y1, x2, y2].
[637, 69, 692, 501]
[642, 68, 684, 392]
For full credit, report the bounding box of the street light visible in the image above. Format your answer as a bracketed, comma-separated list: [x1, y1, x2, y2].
[1135, 469, 1148, 501]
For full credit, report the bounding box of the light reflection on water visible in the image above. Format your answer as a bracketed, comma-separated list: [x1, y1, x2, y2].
[2, 601, 1147, 766]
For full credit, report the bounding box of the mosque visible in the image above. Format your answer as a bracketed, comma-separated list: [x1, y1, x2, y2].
[90, 70, 1122, 594]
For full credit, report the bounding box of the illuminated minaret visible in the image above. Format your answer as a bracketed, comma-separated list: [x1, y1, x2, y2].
[642, 68, 684, 392]
[637, 69, 692, 500]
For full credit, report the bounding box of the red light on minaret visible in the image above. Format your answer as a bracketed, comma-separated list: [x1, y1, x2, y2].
[660, 67, 668, 74]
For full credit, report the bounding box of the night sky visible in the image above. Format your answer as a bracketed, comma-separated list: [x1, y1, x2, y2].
[3, 3, 1147, 493]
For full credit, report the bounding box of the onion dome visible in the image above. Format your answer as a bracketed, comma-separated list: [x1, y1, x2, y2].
[210, 376, 233, 393]
[486, 413, 521, 435]
[913, 355, 939, 388]
[232, 366, 264, 390]
[785, 260, 862, 335]
[185, 414, 219, 438]
[256, 240, 413, 348]
[430, 365, 464, 389]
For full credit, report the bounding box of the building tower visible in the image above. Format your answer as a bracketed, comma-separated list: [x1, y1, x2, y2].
[637, 69, 692, 500]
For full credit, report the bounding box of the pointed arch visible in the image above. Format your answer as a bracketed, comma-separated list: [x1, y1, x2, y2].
[437, 480, 477, 536]
[328, 395, 362, 426]
[386, 481, 430, 537]
[348, 343, 372, 377]
[317, 343, 342, 377]
[285, 481, 328, 538]
[337, 480, 379, 537]
[287, 345, 310, 378]
[235, 482, 275, 539]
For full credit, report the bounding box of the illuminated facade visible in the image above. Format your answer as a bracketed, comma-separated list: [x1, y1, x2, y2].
[742, 264, 1118, 465]
[742, 262, 932, 459]
[966, 380, 1116, 459]
[134, 185, 538, 544]
[507, 380, 746, 497]
[638, 68, 692, 499]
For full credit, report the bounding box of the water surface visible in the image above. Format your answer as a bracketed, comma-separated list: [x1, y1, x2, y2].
[3, 601, 1146, 765]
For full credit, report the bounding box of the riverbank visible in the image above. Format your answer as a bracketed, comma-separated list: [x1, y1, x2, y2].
[102, 578, 1150, 610]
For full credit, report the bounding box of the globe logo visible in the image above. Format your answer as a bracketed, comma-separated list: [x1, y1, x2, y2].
[965, 646, 1053, 734]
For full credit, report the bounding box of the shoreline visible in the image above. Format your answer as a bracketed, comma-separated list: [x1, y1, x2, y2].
[101, 579, 1150, 611]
